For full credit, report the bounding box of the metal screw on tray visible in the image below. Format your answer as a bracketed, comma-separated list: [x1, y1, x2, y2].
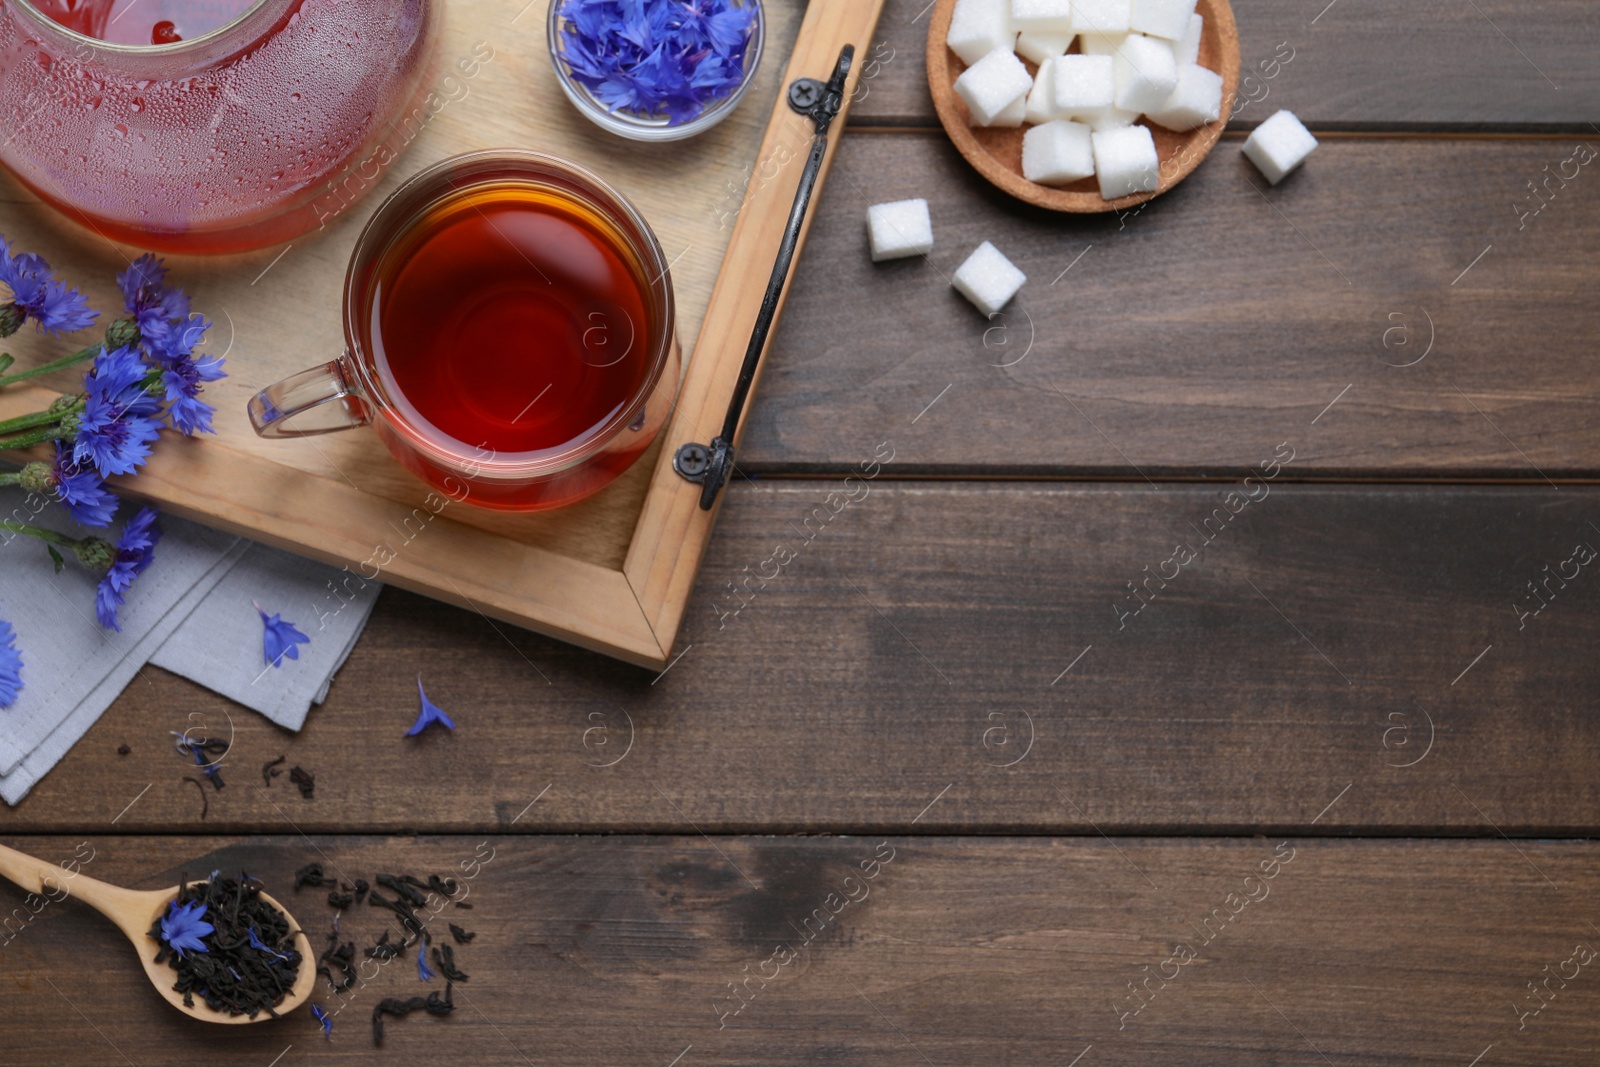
[674, 45, 856, 511]
[673, 443, 710, 479]
[788, 78, 825, 111]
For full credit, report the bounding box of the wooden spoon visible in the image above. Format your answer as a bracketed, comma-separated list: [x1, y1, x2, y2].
[0, 842, 316, 1024]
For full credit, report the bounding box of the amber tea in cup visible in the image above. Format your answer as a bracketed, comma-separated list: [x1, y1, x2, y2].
[249, 151, 681, 511]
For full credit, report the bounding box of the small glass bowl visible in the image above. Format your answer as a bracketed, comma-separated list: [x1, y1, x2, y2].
[547, 0, 765, 142]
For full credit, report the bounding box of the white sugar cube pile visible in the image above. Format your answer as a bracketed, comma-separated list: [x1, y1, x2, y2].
[954, 46, 1035, 126]
[1092, 124, 1160, 198]
[1015, 29, 1073, 65]
[1073, 0, 1131, 35]
[1243, 109, 1318, 184]
[947, 0, 1234, 200]
[1024, 60, 1061, 124]
[952, 241, 1028, 316]
[1012, 0, 1072, 33]
[866, 199, 935, 262]
[1111, 33, 1177, 113]
[1145, 63, 1223, 131]
[1052, 54, 1114, 116]
[948, 0, 1017, 65]
[1023, 119, 1096, 185]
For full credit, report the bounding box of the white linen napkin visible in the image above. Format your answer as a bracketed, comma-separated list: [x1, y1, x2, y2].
[0, 496, 246, 802]
[0, 496, 242, 777]
[0, 487, 383, 803]
[150, 542, 381, 731]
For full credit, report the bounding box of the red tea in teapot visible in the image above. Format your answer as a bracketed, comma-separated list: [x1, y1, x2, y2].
[368, 181, 655, 459]
[32, 0, 254, 45]
[0, 0, 435, 252]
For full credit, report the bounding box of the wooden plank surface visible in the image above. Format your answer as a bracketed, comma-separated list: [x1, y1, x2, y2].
[852, 0, 1600, 129]
[3, 482, 1595, 836]
[745, 133, 1600, 479]
[3, 835, 1598, 1065]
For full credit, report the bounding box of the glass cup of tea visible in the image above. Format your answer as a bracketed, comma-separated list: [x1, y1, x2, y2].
[247, 151, 681, 512]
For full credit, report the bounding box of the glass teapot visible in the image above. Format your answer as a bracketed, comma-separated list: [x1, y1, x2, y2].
[0, 0, 437, 253]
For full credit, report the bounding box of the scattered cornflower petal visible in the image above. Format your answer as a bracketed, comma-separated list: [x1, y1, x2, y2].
[158, 899, 214, 958]
[311, 1002, 332, 1036]
[248, 927, 293, 962]
[417, 941, 435, 982]
[0, 619, 22, 708]
[94, 506, 161, 631]
[255, 600, 311, 667]
[405, 675, 456, 737]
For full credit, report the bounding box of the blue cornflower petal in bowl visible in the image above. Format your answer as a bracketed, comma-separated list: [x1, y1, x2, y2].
[549, 0, 764, 142]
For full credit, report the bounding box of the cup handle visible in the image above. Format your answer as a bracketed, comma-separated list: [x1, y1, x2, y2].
[247, 359, 369, 438]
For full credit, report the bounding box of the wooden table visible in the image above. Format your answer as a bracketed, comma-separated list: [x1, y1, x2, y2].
[4, 1, 1599, 1062]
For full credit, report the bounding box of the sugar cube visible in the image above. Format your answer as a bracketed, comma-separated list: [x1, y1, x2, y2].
[867, 199, 934, 262]
[1052, 54, 1115, 115]
[1024, 60, 1064, 124]
[1130, 0, 1197, 40]
[954, 46, 1034, 126]
[1086, 105, 1141, 130]
[1145, 63, 1222, 130]
[952, 241, 1027, 316]
[1242, 109, 1318, 184]
[1012, 0, 1072, 33]
[1022, 119, 1096, 185]
[989, 93, 1029, 127]
[1015, 28, 1074, 65]
[1091, 124, 1160, 199]
[1078, 33, 1127, 55]
[1112, 33, 1178, 113]
[947, 0, 1015, 66]
[1170, 13, 1202, 65]
[1072, 0, 1131, 35]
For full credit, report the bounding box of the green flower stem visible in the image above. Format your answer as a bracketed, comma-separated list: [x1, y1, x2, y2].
[0, 342, 99, 389]
[0, 472, 19, 487]
[0, 354, 12, 375]
[0, 403, 76, 437]
[0, 425, 69, 451]
[0, 520, 79, 549]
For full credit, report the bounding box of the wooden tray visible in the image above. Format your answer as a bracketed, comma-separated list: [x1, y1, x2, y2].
[0, 0, 888, 669]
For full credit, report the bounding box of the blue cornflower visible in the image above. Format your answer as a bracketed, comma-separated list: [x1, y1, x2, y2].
[0, 237, 98, 336]
[557, 0, 754, 123]
[158, 899, 214, 957]
[255, 601, 311, 667]
[115, 257, 223, 436]
[248, 927, 293, 961]
[148, 315, 223, 436]
[417, 941, 434, 982]
[405, 675, 456, 736]
[48, 445, 118, 528]
[95, 506, 160, 631]
[311, 1002, 332, 1036]
[116, 253, 167, 312]
[73, 345, 164, 478]
[0, 619, 22, 709]
[117, 253, 189, 340]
